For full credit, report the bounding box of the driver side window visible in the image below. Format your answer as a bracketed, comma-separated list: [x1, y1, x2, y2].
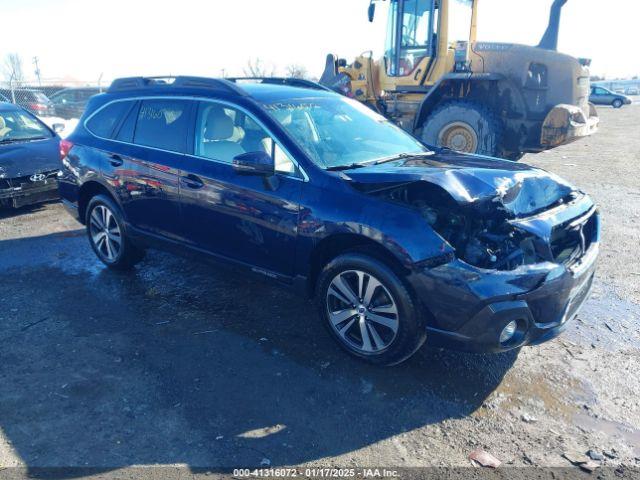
[195, 101, 299, 177]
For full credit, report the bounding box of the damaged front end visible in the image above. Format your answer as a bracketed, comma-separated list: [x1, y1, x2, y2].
[361, 172, 589, 272]
[348, 159, 600, 351]
[0, 169, 60, 208]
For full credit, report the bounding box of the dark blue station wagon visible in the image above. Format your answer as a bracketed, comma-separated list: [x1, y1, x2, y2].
[58, 76, 600, 365]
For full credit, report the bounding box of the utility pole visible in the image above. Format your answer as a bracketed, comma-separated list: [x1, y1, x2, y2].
[33, 56, 41, 86]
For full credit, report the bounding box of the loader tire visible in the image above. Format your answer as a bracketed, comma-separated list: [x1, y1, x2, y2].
[421, 101, 502, 157]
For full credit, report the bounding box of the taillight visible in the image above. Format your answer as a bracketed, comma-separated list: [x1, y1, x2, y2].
[60, 139, 74, 161]
[29, 102, 46, 111]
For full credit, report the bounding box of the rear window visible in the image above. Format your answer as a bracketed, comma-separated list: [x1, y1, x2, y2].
[86, 101, 133, 138]
[133, 99, 189, 152]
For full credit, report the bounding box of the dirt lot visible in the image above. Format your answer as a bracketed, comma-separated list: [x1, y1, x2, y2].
[1, 104, 639, 476]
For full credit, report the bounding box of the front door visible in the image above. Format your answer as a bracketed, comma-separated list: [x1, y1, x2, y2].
[179, 100, 303, 277]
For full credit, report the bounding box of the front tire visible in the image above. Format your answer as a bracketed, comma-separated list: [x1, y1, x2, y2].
[85, 194, 144, 270]
[316, 253, 426, 366]
[421, 101, 502, 157]
[612, 99, 623, 108]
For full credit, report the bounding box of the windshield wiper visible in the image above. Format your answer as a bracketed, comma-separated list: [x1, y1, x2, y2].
[0, 137, 47, 144]
[372, 152, 434, 165]
[326, 151, 435, 171]
[325, 163, 369, 171]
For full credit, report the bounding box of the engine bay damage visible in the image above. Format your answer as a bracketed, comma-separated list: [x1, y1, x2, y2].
[355, 178, 590, 272]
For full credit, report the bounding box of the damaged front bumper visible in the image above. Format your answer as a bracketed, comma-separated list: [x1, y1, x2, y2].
[409, 199, 600, 353]
[540, 103, 599, 149]
[0, 172, 60, 208]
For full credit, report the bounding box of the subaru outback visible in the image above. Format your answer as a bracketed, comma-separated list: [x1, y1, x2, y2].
[58, 76, 600, 365]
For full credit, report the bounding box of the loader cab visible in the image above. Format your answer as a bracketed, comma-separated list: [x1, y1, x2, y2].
[379, 0, 475, 82]
[384, 0, 436, 77]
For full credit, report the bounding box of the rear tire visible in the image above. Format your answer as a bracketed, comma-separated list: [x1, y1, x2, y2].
[421, 101, 502, 157]
[316, 253, 426, 366]
[612, 99, 623, 108]
[85, 194, 144, 270]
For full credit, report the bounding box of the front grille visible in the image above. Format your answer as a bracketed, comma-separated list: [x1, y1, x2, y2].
[6, 170, 59, 188]
[550, 209, 598, 266]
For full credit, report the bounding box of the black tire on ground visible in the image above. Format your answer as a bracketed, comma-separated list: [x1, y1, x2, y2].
[315, 252, 427, 366]
[612, 99, 623, 108]
[85, 194, 144, 270]
[421, 101, 502, 157]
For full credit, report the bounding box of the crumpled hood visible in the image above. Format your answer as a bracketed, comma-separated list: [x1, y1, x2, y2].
[343, 151, 576, 217]
[0, 136, 60, 179]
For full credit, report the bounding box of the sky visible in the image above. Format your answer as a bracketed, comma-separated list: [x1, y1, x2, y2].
[1, 0, 638, 85]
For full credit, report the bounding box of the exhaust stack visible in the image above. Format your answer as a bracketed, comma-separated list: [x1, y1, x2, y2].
[537, 0, 568, 51]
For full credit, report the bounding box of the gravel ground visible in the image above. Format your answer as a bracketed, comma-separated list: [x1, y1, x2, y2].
[0, 104, 639, 477]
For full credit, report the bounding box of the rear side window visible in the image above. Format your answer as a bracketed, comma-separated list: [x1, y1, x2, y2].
[133, 100, 189, 152]
[86, 101, 133, 138]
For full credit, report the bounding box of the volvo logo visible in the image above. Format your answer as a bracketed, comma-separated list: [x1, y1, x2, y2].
[30, 173, 46, 182]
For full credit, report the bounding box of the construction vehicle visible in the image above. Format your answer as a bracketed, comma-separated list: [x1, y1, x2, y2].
[319, 0, 599, 160]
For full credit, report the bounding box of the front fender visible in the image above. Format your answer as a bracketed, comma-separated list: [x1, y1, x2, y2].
[296, 181, 455, 275]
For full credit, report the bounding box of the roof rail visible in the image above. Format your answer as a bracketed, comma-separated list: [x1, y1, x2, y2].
[227, 77, 333, 92]
[107, 76, 248, 96]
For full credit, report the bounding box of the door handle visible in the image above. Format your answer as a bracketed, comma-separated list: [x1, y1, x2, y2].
[109, 154, 124, 167]
[182, 174, 205, 189]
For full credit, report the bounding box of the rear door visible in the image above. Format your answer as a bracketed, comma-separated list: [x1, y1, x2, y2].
[178, 100, 303, 277]
[108, 98, 194, 241]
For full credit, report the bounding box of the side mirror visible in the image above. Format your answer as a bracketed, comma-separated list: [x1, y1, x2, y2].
[52, 123, 65, 134]
[232, 151, 274, 176]
[367, 2, 376, 22]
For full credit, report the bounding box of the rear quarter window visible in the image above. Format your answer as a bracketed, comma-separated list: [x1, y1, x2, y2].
[86, 101, 134, 138]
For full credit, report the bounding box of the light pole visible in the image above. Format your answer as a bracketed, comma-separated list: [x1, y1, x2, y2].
[33, 56, 42, 87]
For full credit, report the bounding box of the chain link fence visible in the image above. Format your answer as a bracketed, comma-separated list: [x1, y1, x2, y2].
[0, 79, 106, 122]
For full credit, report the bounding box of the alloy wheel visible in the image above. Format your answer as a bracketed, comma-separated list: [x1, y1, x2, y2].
[89, 205, 122, 262]
[326, 270, 399, 354]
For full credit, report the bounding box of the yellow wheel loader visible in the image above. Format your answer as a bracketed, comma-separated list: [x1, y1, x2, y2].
[319, 0, 599, 160]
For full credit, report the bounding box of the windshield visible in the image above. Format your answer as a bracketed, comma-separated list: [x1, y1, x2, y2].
[264, 96, 429, 169]
[33, 92, 50, 103]
[0, 109, 53, 142]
